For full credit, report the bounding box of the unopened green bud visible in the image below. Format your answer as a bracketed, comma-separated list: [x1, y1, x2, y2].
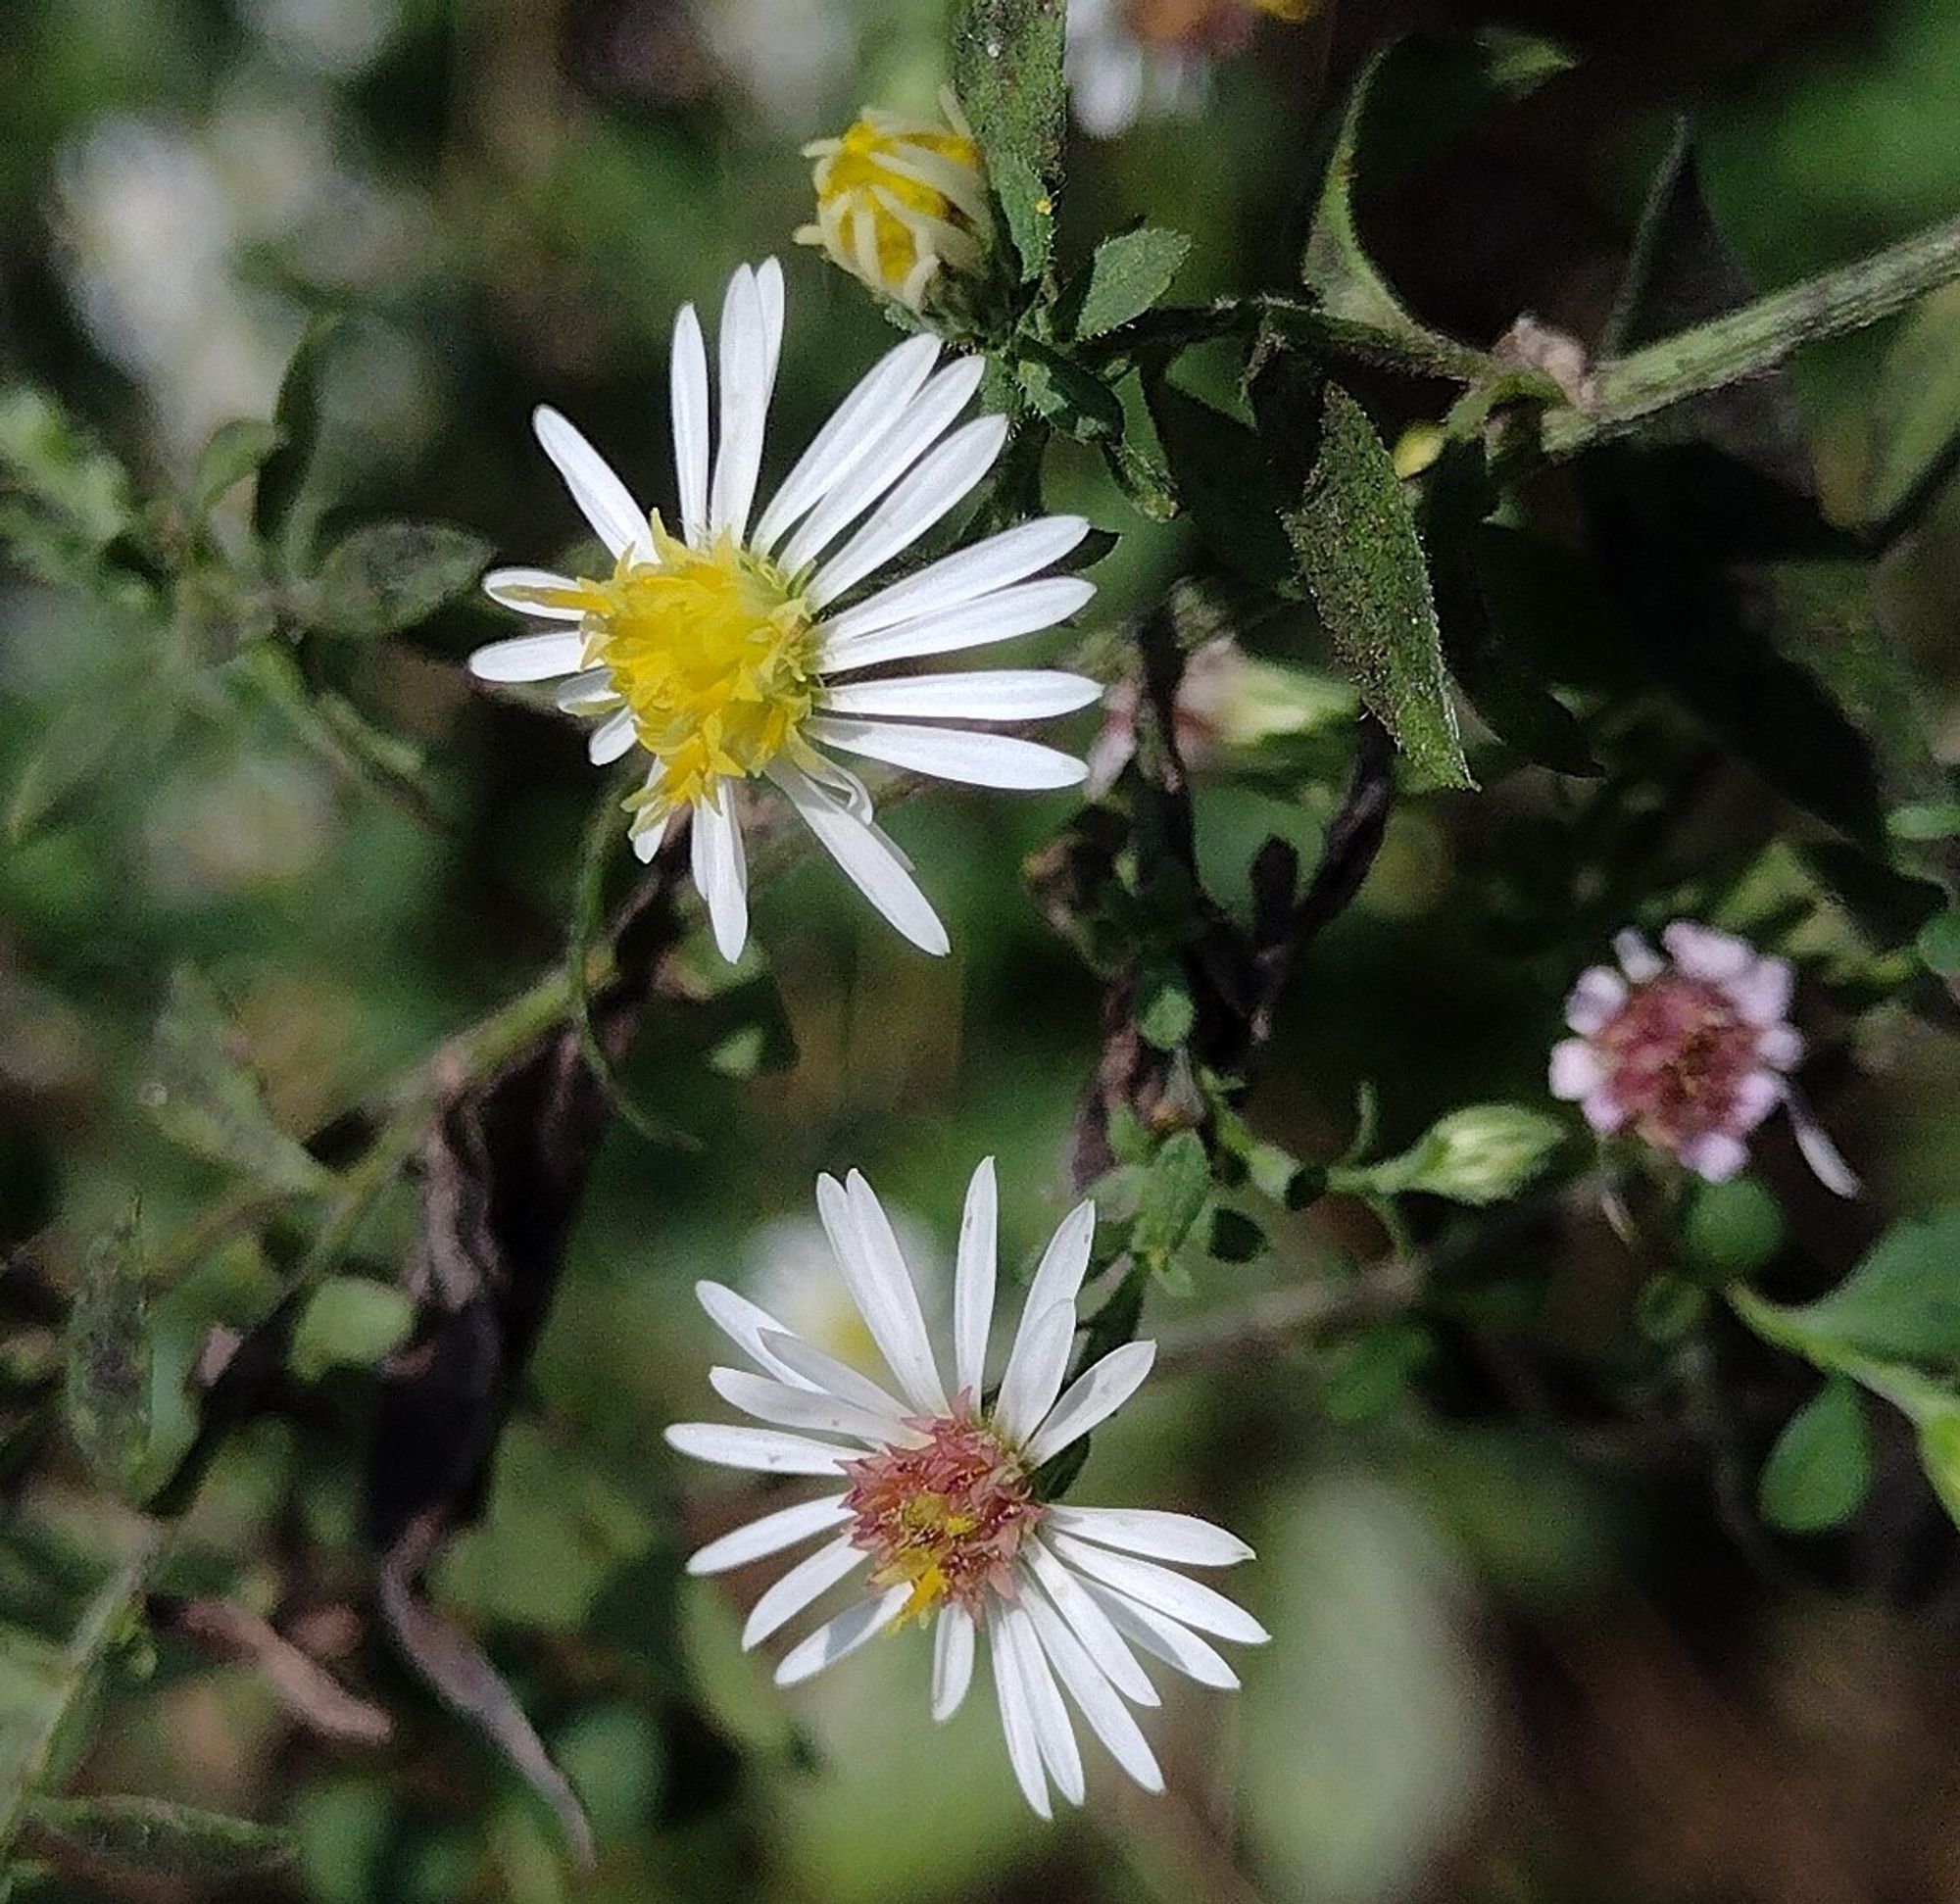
[1368, 1103, 1564, 1206]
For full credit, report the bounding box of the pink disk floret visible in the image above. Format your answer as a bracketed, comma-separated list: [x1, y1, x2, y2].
[841, 1404, 1045, 1620]
[1548, 921, 1810, 1184]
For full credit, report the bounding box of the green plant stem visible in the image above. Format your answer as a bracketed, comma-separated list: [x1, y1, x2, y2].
[0, 1526, 164, 1853]
[1543, 213, 1960, 456]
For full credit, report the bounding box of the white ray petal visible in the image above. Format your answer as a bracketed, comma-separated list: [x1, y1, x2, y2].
[780, 356, 987, 576]
[631, 811, 670, 863]
[986, 1599, 1052, 1819]
[775, 1584, 909, 1686]
[670, 303, 710, 547]
[709, 266, 775, 544]
[587, 708, 637, 764]
[953, 1156, 998, 1399]
[817, 517, 1091, 645]
[753, 334, 940, 553]
[1024, 1541, 1158, 1707]
[533, 406, 650, 560]
[694, 1281, 817, 1387]
[998, 1200, 1097, 1401]
[992, 1300, 1076, 1447]
[758, 1330, 913, 1426]
[1021, 1587, 1163, 1792]
[483, 566, 583, 617]
[662, 1423, 852, 1475]
[709, 1367, 906, 1444]
[1045, 1505, 1254, 1568]
[806, 717, 1086, 791]
[769, 759, 949, 956]
[809, 415, 1009, 609]
[685, 1494, 852, 1576]
[808, 1171, 947, 1414]
[819, 670, 1102, 722]
[1022, 1341, 1156, 1468]
[1050, 1535, 1268, 1644]
[932, 1604, 976, 1723]
[1001, 1601, 1084, 1806]
[755, 255, 785, 391]
[742, 1534, 869, 1648]
[819, 578, 1098, 675]
[556, 668, 619, 715]
[467, 632, 586, 683]
[691, 782, 750, 962]
[1081, 1579, 1240, 1689]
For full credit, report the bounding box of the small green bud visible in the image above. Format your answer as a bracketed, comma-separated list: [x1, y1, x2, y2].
[1367, 1103, 1564, 1206]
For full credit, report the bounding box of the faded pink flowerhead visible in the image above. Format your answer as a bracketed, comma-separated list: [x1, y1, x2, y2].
[1549, 921, 1857, 1195]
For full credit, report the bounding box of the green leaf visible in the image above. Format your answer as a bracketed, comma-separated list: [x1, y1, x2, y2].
[62, 1210, 150, 1502]
[0, 387, 135, 550]
[143, 967, 330, 1196]
[1773, 1209, 1960, 1365]
[1287, 383, 1472, 788]
[305, 520, 492, 637]
[1146, 381, 1295, 590]
[1758, 1376, 1872, 1533]
[1136, 975, 1195, 1051]
[1206, 1206, 1265, 1264]
[1888, 799, 1960, 843]
[1014, 343, 1124, 443]
[1066, 228, 1193, 339]
[189, 418, 283, 517]
[289, 1277, 415, 1384]
[1915, 1403, 1960, 1530]
[253, 317, 342, 567]
[953, 0, 1065, 283]
[28, 1797, 293, 1880]
[1916, 912, 1960, 977]
[1133, 1130, 1211, 1269]
[1864, 285, 1960, 537]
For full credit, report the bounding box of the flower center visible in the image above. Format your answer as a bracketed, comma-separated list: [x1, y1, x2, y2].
[1594, 976, 1763, 1148]
[841, 1410, 1044, 1625]
[550, 521, 819, 815]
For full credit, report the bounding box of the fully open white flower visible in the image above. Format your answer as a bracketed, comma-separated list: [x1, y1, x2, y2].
[469, 259, 1098, 961]
[665, 1159, 1266, 1817]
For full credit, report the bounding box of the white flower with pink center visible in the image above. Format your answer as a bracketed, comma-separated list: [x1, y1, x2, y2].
[665, 1159, 1266, 1816]
[1549, 921, 1857, 1194]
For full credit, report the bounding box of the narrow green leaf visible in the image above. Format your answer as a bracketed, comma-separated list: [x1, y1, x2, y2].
[1133, 1130, 1211, 1267]
[28, 1797, 293, 1880]
[62, 1211, 150, 1502]
[953, 0, 1065, 282]
[1917, 912, 1960, 977]
[143, 967, 329, 1196]
[305, 520, 492, 637]
[253, 317, 341, 567]
[289, 1277, 415, 1383]
[1067, 228, 1192, 339]
[1759, 1376, 1871, 1533]
[189, 418, 283, 517]
[1287, 383, 1472, 788]
[1916, 1404, 1960, 1531]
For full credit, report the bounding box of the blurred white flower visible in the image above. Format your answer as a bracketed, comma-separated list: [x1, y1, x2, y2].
[748, 1207, 944, 1380]
[701, 0, 855, 129]
[1085, 634, 1355, 794]
[471, 258, 1098, 963]
[1066, 0, 1319, 139]
[667, 1158, 1266, 1817]
[1550, 921, 1858, 1194]
[796, 92, 992, 315]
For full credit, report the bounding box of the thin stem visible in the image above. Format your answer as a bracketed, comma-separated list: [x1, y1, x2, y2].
[1543, 212, 1960, 456]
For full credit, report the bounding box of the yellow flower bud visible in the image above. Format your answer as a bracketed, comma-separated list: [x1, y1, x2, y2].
[796, 90, 992, 315]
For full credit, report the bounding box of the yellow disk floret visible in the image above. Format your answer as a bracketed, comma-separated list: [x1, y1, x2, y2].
[519, 520, 820, 819]
[798, 92, 991, 313]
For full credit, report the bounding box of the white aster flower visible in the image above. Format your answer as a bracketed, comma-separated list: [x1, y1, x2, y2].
[468, 258, 1098, 962]
[1549, 920, 1859, 1195]
[796, 91, 992, 315]
[665, 1158, 1267, 1817]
